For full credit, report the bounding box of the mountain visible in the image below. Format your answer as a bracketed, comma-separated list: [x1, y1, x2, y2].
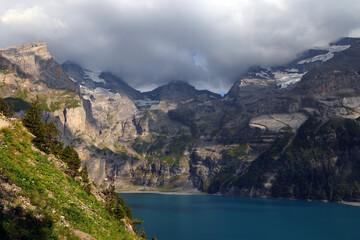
[143, 80, 221, 102]
[292, 40, 360, 98]
[62, 61, 143, 100]
[0, 41, 79, 93]
[2, 38, 360, 202]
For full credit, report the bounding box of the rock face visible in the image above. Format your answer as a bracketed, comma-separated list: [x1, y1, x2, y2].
[0, 41, 79, 93]
[2, 38, 360, 200]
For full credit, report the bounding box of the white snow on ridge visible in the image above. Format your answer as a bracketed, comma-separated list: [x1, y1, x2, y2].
[134, 99, 159, 107]
[84, 70, 106, 84]
[255, 71, 270, 78]
[273, 71, 307, 88]
[297, 45, 350, 64]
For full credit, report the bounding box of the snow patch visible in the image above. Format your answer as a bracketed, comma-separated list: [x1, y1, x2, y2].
[134, 99, 159, 107]
[255, 71, 270, 79]
[273, 71, 306, 88]
[84, 70, 106, 84]
[298, 45, 350, 64]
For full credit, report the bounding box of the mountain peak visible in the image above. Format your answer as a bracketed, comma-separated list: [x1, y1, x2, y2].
[330, 37, 360, 46]
[0, 40, 51, 60]
[144, 80, 221, 102]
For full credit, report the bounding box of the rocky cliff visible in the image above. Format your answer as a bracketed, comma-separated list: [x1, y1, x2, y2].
[2, 38, 360, 201]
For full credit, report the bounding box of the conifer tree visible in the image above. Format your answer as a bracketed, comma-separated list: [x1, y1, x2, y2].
[22, 97, 47, 152]
[43, 122, 63, 156]
[0, 97, 14, 117]
[61, 145, 81, 177]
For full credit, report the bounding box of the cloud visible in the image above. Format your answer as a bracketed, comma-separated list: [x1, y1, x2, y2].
[1, 5, 67, 39]
[1, 0, 360, 92]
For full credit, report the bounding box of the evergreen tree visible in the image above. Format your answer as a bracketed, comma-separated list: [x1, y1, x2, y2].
[22, 97, 47, 152]
[138, 228, 146, 239]
[80, 165, 90, 183]
[81, 166, 91, 195]
[0, 97, 14, 117]
[61, 145, 81, 177]
[43, 122, 63, 156]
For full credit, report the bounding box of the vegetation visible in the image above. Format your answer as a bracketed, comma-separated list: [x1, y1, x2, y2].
[3, 97, 31, 112]
[103, 186, 133, 220]
[233, 135, 291, 189]
[226, 143, 250, 158]
[207, 117, 360, 201]
[49, 90, 81, 112]
[0, 119, 140, 239]
[271, 117, 360, 201]
[0, 97, 14, 117]
[21, 97, 82, 177]
[15, 88, 29, 100]
[207, 165, 236, 193]
[0, 204, 57, 239]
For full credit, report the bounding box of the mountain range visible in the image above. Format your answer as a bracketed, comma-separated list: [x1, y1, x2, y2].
[1, 37, 360, 201]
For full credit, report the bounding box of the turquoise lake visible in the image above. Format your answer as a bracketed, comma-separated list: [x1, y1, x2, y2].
[119, 193, 360, 240]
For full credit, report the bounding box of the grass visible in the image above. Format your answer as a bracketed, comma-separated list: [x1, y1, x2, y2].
[15, 88, 29, 100]
[226, 143, 250, 158]
[0, 119, 139, 240]
[42, 90, 81, 112]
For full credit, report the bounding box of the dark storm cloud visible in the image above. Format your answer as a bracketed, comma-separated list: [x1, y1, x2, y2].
[1, 0, 360, 92]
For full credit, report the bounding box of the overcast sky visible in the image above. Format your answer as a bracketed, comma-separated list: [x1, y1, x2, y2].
[1, 0, 360, 92]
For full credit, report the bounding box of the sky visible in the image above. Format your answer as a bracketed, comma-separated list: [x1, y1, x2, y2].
[1, 0, 360, 93]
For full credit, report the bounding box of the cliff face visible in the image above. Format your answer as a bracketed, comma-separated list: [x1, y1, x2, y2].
[0, 41, 79, 93]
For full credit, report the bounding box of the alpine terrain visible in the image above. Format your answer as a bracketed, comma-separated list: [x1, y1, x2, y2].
[1, 37, 360, 202]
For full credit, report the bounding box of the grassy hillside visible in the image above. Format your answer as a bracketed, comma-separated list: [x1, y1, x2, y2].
[0, 117, 142, 240]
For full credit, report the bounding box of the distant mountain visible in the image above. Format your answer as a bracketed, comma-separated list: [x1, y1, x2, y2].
[292, 39, 360, 97]
[227, 37, 357, 99]
[143, 80, 221, 102]
[62, 61, 143, 100]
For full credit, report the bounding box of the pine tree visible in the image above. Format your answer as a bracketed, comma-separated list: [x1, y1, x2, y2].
[0, 97, 14, 117]
[22, 97, 47, 152]
[43, 122, 63, 156]
[81, 166, 91, 195]
[81, 165, 90, 183]
[138, 228, 146, 239]
[61, 145, 81, 177]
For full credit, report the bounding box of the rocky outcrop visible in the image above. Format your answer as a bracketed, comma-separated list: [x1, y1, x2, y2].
[0, 41, 79, 93]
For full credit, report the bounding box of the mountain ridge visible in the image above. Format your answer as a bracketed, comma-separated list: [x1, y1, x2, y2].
[1, 37, 360, 202]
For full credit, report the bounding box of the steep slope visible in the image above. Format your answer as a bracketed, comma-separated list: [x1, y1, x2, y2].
[0, 116, 141, 239]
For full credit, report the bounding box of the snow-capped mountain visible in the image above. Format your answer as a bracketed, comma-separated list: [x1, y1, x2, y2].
[230, 37, 357, 92]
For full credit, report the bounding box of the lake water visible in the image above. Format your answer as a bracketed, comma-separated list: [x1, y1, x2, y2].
[119, 193, 360, 240]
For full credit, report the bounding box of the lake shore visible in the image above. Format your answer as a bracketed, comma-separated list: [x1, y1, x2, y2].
[117, 189, 360, 207]
[117, 189, 210, 196]
[339, 201, 360, 207]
